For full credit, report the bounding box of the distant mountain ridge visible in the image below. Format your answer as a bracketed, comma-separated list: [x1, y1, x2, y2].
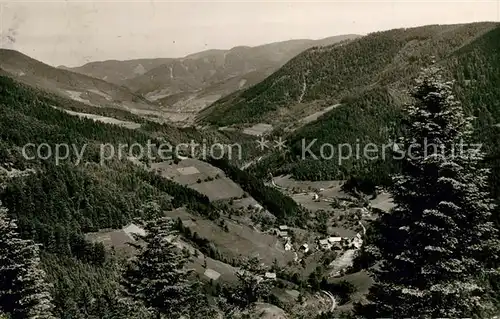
[58, 58, 175, 86]
[0, 49, 166, 120]
[198, 22, 499, 127]
[61, 34, 362, 124]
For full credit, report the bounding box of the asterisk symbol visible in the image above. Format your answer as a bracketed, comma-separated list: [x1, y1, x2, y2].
[256, 137, 269, 151]
[274, 137, 287, 151]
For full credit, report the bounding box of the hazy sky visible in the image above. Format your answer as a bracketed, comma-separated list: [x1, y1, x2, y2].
[1, 0, 499, 67]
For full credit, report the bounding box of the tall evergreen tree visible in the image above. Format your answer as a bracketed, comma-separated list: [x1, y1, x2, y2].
[231, 256, 273, 309]
[120, 217, 215, 319]
[0, 202, 56, 319]
[360, 65, 500, 318]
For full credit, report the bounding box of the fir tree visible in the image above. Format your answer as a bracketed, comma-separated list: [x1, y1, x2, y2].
[231, 256, 273, 309]
[120, 217, 215, 319]
[0, 202, 56, 319]
[360, 65, 500, 317]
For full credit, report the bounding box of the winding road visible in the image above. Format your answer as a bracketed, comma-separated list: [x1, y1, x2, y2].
[321, 290, 337, 312]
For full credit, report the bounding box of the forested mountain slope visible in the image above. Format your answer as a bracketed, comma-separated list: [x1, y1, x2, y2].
[64, 35, 360, 121]
[247, 24, 500, 202]
[0, 49, 161, 116]
[0, 76, 242, 317]
[199, 22, 498, 126]
[124, 36, 359, 97]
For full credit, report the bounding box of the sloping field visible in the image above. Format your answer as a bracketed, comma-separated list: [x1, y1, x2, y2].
[291, 193, 335, 212]
[151, 158, 245, 201]
[231, 197, 260, 209]
[151, 158, 221, 181]
[242, 123, 273, 136]
[329, 270, 374, 312]
[85, 229, 138, 256]
[60, 108, 141, 129]
[85, 224, 238, 282]
[369, 192, 394, 212]
[191, 254, 238, 283]
[190, 178, 244, 201]
[299, 103, 341, 125]
[328, 227, 357, 238]
[329, 249, 357, 276]
[164, 208, 295, 266]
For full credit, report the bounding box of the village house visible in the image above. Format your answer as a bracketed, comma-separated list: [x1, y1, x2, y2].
[328, 237, 342, 244]
[275, 229, 288, 238]
[253, 203, 263, 211]
[327, 236, 343, 250]
[204, 268, 221, 281]
[264, 272, 277, 280]
[350, 233, 363, 249]
[318, 239, 332, 250]
[279, 225, 288, 231]
[300, 243, 309, 253]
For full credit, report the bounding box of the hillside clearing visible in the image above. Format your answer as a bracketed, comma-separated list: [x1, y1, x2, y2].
[60, 108, 142, 129]
[299, 103, 342, 125]
[164, 208, 296, 266]
[150, 158, 245, 201]
[243, 123, 273, 136]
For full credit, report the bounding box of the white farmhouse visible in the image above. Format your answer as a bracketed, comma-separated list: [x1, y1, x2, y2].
[300, 243, 309, 253]
[265, 272, 277, 280]
[319, 239, 332, 250]
[328, 237, 342, 244]
[204, 268, 221, 281]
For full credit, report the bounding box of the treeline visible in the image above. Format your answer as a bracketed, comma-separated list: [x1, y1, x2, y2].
[173, 217, 237, 266]
[0, 76, 155, 168]
[207, 158, 306, 224]
[448, 25, 500, 204]
[249, 86, 403, 192]
[137, 170, 221, 220]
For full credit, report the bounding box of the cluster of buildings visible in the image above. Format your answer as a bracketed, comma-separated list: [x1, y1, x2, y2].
[273, 225, 295, 252]
[235, 269, 277, 284]
[274, 225, 289, 238]
[317, 233, 363, 251]
[273, 223, 364, 256]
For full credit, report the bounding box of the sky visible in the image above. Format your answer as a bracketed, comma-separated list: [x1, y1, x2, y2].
[1, 0, 499, 67]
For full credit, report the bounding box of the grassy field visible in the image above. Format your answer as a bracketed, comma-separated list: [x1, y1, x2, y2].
[165, 208, 295, 266]
[150, 158, 245, 201]
[369, 192, 394, 212]
[230, 197, 260, 209]
[58, 108, 142, 129]
[242, 123, 273, 136]
[290, 193, 335, 212]
[190, 178, 245, 201]
[85, 224, 239, 283]
[273, 175, 344, 192]
[330, 270, 374, 313]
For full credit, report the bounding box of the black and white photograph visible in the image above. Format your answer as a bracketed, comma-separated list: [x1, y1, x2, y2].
[0, 1, 499, 318]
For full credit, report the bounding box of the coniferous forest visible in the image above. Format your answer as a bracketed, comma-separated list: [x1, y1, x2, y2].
[0, 16, 500, 319]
